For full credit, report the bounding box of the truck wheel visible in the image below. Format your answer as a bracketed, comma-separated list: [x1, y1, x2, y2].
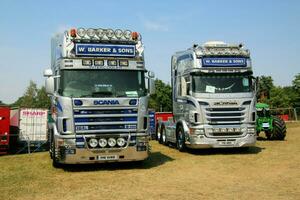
[156, 125, 162, 143]
[51, 138, 61, 168]
[270, 116, 286, 140]
[161, 125, 168, 145]
[155, 123, 159, 141]
[176, 126, 186, 152]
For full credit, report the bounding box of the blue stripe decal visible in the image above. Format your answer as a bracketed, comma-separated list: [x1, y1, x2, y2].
[56, 101, 63, 112]
[74, 117, 137, 123]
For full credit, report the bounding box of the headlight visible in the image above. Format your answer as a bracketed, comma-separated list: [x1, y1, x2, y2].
[108, 138, 116, 147]
[117, 137, 126, 147]
[98, 138, 107, 148]
[124, 30, 131, 39]
[96, 28, 105, 38]
[115, 29, 123, 39]
[106, 29, 114, 39]
[77, 28, 86, 37]
[87, 28, 96, 38]
[89, 138, 98, 148]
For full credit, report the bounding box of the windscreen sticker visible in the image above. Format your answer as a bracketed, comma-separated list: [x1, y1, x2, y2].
[125, 91, 138, 97]
[206, 85, 216, 93]
[242, 78, 249, 86]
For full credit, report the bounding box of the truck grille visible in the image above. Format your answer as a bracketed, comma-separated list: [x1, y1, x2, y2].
[205, 107, 246, 125]
[74, 107, 138, 134]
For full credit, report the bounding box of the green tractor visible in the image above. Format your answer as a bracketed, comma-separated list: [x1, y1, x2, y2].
[256, 103, 286, 140]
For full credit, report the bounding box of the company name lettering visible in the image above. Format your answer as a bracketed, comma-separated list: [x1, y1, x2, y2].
[94, 100, 120, 105]
[78, 47, 134, 54]
[22, 111, 46, 116]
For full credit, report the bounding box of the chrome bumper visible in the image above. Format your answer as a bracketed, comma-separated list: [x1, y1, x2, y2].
[54, 133, 149, 164]
[186, 133, 256, 149]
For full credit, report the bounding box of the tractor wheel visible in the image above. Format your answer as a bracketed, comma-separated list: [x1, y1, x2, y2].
[269, 116, 286, 140]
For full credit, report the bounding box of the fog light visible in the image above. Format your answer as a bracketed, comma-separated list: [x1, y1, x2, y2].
[221, 128, 227, 133]
[117, 138, 126, 147]
[213, 128, 220, 133]
[241, 127, 247, 132]
[247, 127, 255, 134]
[89, 138, 98, 148]
[206, 128, 213, 134]
[99, 138, 107, 148]
[108, 138, 116, 147]
[228, 128, 234, 133]
[234, 127, 241, 132]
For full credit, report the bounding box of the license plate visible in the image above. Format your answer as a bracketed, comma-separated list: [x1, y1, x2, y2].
[219, 141, 234, 146]
[96, 155, 118, 161]
[262, 123, 270, 128]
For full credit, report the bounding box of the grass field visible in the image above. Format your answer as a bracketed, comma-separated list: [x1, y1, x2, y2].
[1, 123, 300, 200]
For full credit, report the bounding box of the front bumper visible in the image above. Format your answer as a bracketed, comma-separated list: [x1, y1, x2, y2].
[186, 133, 256, 149]
[54, 134, 149, 164]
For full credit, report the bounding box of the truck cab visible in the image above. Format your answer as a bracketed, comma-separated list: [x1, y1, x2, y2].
[158, 41, 257, 150]
[44, 28, 155, 166]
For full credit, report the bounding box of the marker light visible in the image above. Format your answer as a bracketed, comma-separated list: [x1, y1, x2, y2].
[117, 138, 126, 147]
[82, 60, 92, 66]
[115, 29, 123, 39]
[77, 28, 86, 37]
[106, 29, 114, 38]
[99, 138, 107, 148]
[89, 138, 98, 148]
[108, 138, 117, 147]
[131, 32, 139, 40]
[124, 30, 131, 39]
[119, 60, 129, 67]
[87, 28, 96, 38]
[108, 60, 117, 66]
[96, 28, 105, 38]
[94, 60, 104, 66]
[70, 29, 76, 37]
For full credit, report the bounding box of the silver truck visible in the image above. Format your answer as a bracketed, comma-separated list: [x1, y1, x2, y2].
[43, 28, 155, 167]
[157, 41, 257, 151]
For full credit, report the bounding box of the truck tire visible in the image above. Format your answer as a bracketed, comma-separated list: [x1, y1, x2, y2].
[269, 116, 286, 140]
[155, 123, 159, 141]
[160, 125, 168, 145]
[51, 137, 61, 168]
[176, 126, 186, 152]
[156, 124, 162, 143]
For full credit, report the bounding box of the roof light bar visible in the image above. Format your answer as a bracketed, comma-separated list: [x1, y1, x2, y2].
[74, 28, 139, 41]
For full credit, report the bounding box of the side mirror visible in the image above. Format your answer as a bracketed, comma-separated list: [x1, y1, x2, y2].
[148, 71, 155, 78]
[149, 78, 155, 95]
[43, 68, 53, 77]
[45, 77, 54, 94]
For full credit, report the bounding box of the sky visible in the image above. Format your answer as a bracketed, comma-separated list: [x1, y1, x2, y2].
[0, 0, 299, 103]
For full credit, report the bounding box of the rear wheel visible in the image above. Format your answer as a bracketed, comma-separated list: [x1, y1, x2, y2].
[176, 126, 186, 152]
[270, 116, 286, 140]
[161, 126, 168, 145]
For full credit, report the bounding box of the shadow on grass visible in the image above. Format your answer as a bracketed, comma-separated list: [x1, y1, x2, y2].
[186, 146, 264, 156]
[62, 151, 174, 172]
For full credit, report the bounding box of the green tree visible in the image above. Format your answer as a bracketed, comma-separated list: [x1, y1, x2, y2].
[149, 79, 172, 112]
[291, 73, 300, 108]
[267, 86, 291, 108]
[35, 86, 51, 109]
[10, 80, 51, 109]
[257, 76, 274, 102]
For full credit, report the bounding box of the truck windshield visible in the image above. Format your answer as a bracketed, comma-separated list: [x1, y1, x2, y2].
[59, 70, 146, 98]
[192, 74, 252, 93]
